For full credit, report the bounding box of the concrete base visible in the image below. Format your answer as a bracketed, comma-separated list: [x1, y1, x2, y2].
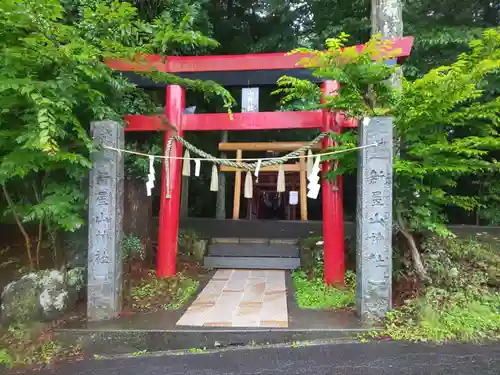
[54, 327, 369, 356]
[55, 273, 379, 355]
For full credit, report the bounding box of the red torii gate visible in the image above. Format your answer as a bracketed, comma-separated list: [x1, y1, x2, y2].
[107, 36, 413, 284]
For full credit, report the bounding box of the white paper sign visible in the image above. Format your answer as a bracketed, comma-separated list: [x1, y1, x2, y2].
[289, 191, 298, 205]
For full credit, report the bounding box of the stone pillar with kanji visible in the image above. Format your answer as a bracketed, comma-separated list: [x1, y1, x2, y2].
[356, 116, 393, 322]
[87, 120, 124, 321]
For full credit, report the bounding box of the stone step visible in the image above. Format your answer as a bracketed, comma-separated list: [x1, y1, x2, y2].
[208, 243, 299, 258]
[211, 238, 297, 245]
[204, 256, 300, 270]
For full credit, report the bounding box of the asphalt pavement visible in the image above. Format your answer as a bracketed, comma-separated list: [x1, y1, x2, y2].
[33, 341, 500, 375]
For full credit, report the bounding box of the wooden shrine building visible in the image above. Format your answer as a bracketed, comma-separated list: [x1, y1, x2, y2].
[218, 141, 322, 221]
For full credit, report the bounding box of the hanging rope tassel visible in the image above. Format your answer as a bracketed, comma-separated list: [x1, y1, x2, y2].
[244, 171, 253, 199]
[307, 150, 314, 177]
[277, 164, 286, 193]
[210, 164, 219, 192]
[182, 150, 191, 176]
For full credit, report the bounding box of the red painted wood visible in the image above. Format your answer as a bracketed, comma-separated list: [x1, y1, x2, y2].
[106, 54, 166, 72]
[321, 81, 345, 285]
[124, 112, 324, 132]
[124, 115, 167, 132]
[124, 112, 358, 132]
[183, 111, 323, 131]
[106, 37, 413, 73]
[338, 113, 359, 128]
[157, 85, 185, 277]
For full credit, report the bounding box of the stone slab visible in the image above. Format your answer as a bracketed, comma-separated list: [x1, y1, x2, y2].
[177, 269, 288, 328]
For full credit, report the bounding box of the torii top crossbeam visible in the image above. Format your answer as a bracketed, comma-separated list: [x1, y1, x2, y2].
[107, 36, 413, 132]
[107, 37, 413, 86]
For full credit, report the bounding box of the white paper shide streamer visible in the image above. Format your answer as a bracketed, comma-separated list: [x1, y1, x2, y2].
[194, 159, 201, 177]
[182, 150, 191, 176]
[254, 159, 262, 181]
[146, 156, 155, 196]
[277, 164, 286, 193]
[210, 165, 219, 192]
[306, 150, 314, 176]
[244, 171, 253, 199]
[307, 155, 321, 199]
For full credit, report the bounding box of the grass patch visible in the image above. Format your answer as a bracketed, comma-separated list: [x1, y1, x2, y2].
[292, 270, 355, 309]
[130, 270, 200, 312]
[0, 323, 81, 369]
[380, 288, 500, 342]
[376, 235, 500, 342]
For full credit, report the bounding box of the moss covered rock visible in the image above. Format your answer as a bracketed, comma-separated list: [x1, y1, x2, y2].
[1, 268, 85, 324]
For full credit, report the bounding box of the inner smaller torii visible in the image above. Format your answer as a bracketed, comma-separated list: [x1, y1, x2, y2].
[218, 140, 323, 221]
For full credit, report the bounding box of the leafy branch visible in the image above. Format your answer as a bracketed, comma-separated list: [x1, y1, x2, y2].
[274, 32, 401, 118]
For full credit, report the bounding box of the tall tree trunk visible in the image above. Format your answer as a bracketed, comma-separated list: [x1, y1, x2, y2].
[396, 211, 431, 283]
[215, 131, 228, 219]
[371, 0, 430, 283]
[32, 182, 43, 269]
[371, 0, 403, 89]
[371, 0, 403, 39]
[2, 184, 34, 271]
[123, 177, 153, 264]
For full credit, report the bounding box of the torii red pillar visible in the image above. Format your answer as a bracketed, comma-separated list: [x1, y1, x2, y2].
[321, 81, 345, 285]
[157, 85, 185, 277]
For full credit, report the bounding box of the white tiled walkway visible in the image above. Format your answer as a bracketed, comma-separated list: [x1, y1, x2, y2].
[176, 269, 288, 327]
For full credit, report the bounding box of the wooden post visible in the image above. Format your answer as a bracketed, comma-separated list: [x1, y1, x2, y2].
[299, 151, 308, 221]
[215, 130, 228, 219]
[247, 197, 253, 220]
[232, 149, 242, 219]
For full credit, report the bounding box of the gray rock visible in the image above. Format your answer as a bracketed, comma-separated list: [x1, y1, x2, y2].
[192, 239, 208, 261]
[1, 274, 40, 323]
[179, 235, 207, 261]
[1, 267, 85, 324]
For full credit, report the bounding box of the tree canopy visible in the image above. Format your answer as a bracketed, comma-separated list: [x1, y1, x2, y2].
[0, 0, 232, 269]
